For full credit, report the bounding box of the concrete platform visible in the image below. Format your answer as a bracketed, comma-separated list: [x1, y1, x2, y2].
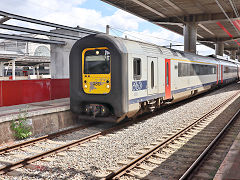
[0, 98, 78, 144]
[214, 131, 240, 180]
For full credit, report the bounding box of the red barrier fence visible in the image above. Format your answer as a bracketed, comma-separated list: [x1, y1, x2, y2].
[0, 79, 69, 107]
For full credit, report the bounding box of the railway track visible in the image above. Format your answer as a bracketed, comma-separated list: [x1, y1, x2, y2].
[0, 122, 99, 174]
[0, 122, 97, 155]
[0, 82, 210, 158]
[105, 91, 240, 180]
[0, 85, 239, 177]
[184, 109, 240, 179]
[0, 108, 167, 175]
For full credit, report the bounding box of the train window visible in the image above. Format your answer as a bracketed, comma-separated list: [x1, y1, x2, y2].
[224, 66, 237, 73]
[151, 61, 154, 88]
[178, 62, 217, 77]
[179, 63, 189, 76]
[224, 67, 228, 73]
[84, 49, 110, 74]
[189, 64, 195, 76]
[178, 63, 182, 77]
[133, 58, 141, 80]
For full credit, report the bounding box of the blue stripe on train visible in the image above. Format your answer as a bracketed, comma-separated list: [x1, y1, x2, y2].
[129, 77, 237, 105]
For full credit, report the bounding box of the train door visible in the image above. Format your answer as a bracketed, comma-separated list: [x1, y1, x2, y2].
[165, 59, 171, 99]
[221, 65, 223, 84]
[238, 65, 240, 80]
[216, 65, 218, 85]
[147, 57, 158, 95]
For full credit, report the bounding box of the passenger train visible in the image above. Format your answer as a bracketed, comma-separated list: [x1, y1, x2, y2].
[69, 34, 240, 122]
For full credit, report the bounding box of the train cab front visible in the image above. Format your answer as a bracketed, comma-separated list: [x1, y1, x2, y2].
[81, 47, 115, 121]
[70, 34, 128, 122]
[82, 47, 111, 95]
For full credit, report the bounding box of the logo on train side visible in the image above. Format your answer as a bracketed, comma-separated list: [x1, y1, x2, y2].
[132, 80, 147, 91]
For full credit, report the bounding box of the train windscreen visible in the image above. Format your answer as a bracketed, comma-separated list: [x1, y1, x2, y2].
[84, 49, 110, 74]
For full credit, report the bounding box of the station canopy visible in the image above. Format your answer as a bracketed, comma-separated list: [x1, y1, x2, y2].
[102, 0, 240, 54]
[0, 54, 50, 66]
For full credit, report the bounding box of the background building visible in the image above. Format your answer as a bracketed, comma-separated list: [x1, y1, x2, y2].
[0, 34, 50, 79]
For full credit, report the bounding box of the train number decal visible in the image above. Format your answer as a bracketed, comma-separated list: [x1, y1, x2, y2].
[132, 81, 147, 91]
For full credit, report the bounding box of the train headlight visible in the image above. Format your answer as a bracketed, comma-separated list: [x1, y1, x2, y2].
[106, 85, 110, 88]
[100, 106, 109, 116]
[85, 105, 91, 114]
[84, 85, 87, 88]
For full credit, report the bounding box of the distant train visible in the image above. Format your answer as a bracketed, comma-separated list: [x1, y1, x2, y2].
[69, 34, 240, 122]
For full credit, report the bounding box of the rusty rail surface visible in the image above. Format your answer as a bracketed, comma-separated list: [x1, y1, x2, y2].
[105, 91, 240, 179]
[0, 122, 98, 155]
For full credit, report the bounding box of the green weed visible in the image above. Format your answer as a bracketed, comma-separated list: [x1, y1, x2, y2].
[11, 107, 32, 140]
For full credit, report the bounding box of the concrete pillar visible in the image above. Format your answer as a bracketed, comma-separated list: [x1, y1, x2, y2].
[230, 50, 237, 60]
[215, 42, 224, 56]
[36, 65, 39, 78]
[32, 66, 36, 75]
[0, 62, 4, 77]
[12, 60, 15, 80]
[50, 29, 86, 79]
[184, 22, 197, 53]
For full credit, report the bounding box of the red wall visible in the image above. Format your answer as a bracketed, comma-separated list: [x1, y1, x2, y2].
[51, 79, 70, 100]
[0, 79, 69, 107]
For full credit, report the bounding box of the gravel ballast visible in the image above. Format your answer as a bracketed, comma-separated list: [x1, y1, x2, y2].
[1, 83, 240, 180]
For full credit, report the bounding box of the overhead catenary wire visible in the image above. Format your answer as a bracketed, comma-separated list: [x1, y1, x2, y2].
[110, 27, 154, 44]
[14, 0, 92, 30]
[109, 25, 184, 44]
[109, 26, 213, 54]
[110, 28, 122, 37]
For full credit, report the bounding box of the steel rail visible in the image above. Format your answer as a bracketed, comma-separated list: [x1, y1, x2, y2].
[0, 24, 80, 40]
[0, 103, 181, 175]
[0, 10, 100, 35]
[0, 116, 146, 174]
[179, 109, 240, 180]
[105, 91, 239, 179]
[0, 132, 102, 174]
[0, 88, 238, 175]
[0, 33, 66, 45]
[0, 122, 97, 155]
[0, 16, 10, 24]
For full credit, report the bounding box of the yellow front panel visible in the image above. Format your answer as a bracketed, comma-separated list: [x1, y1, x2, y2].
[82, 74, 111, 94]
[82, 47, 111, 94]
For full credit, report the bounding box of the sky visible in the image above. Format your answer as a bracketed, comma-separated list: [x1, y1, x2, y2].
[0, 0, 216, 56]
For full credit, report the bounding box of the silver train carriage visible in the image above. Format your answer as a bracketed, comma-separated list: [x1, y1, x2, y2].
[69, 34, 240, 122]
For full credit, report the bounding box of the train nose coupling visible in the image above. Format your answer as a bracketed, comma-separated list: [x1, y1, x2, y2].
[85, 104, 109, 117]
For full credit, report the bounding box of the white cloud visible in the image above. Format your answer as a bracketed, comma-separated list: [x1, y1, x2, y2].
[119, 29, 217, 56]
[40, 8, 143, 32]
[197, 44, 215, 56]
[0, 0, 142, 33]
[0, 0, 218, 56]
[103, 10, 142, 31]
